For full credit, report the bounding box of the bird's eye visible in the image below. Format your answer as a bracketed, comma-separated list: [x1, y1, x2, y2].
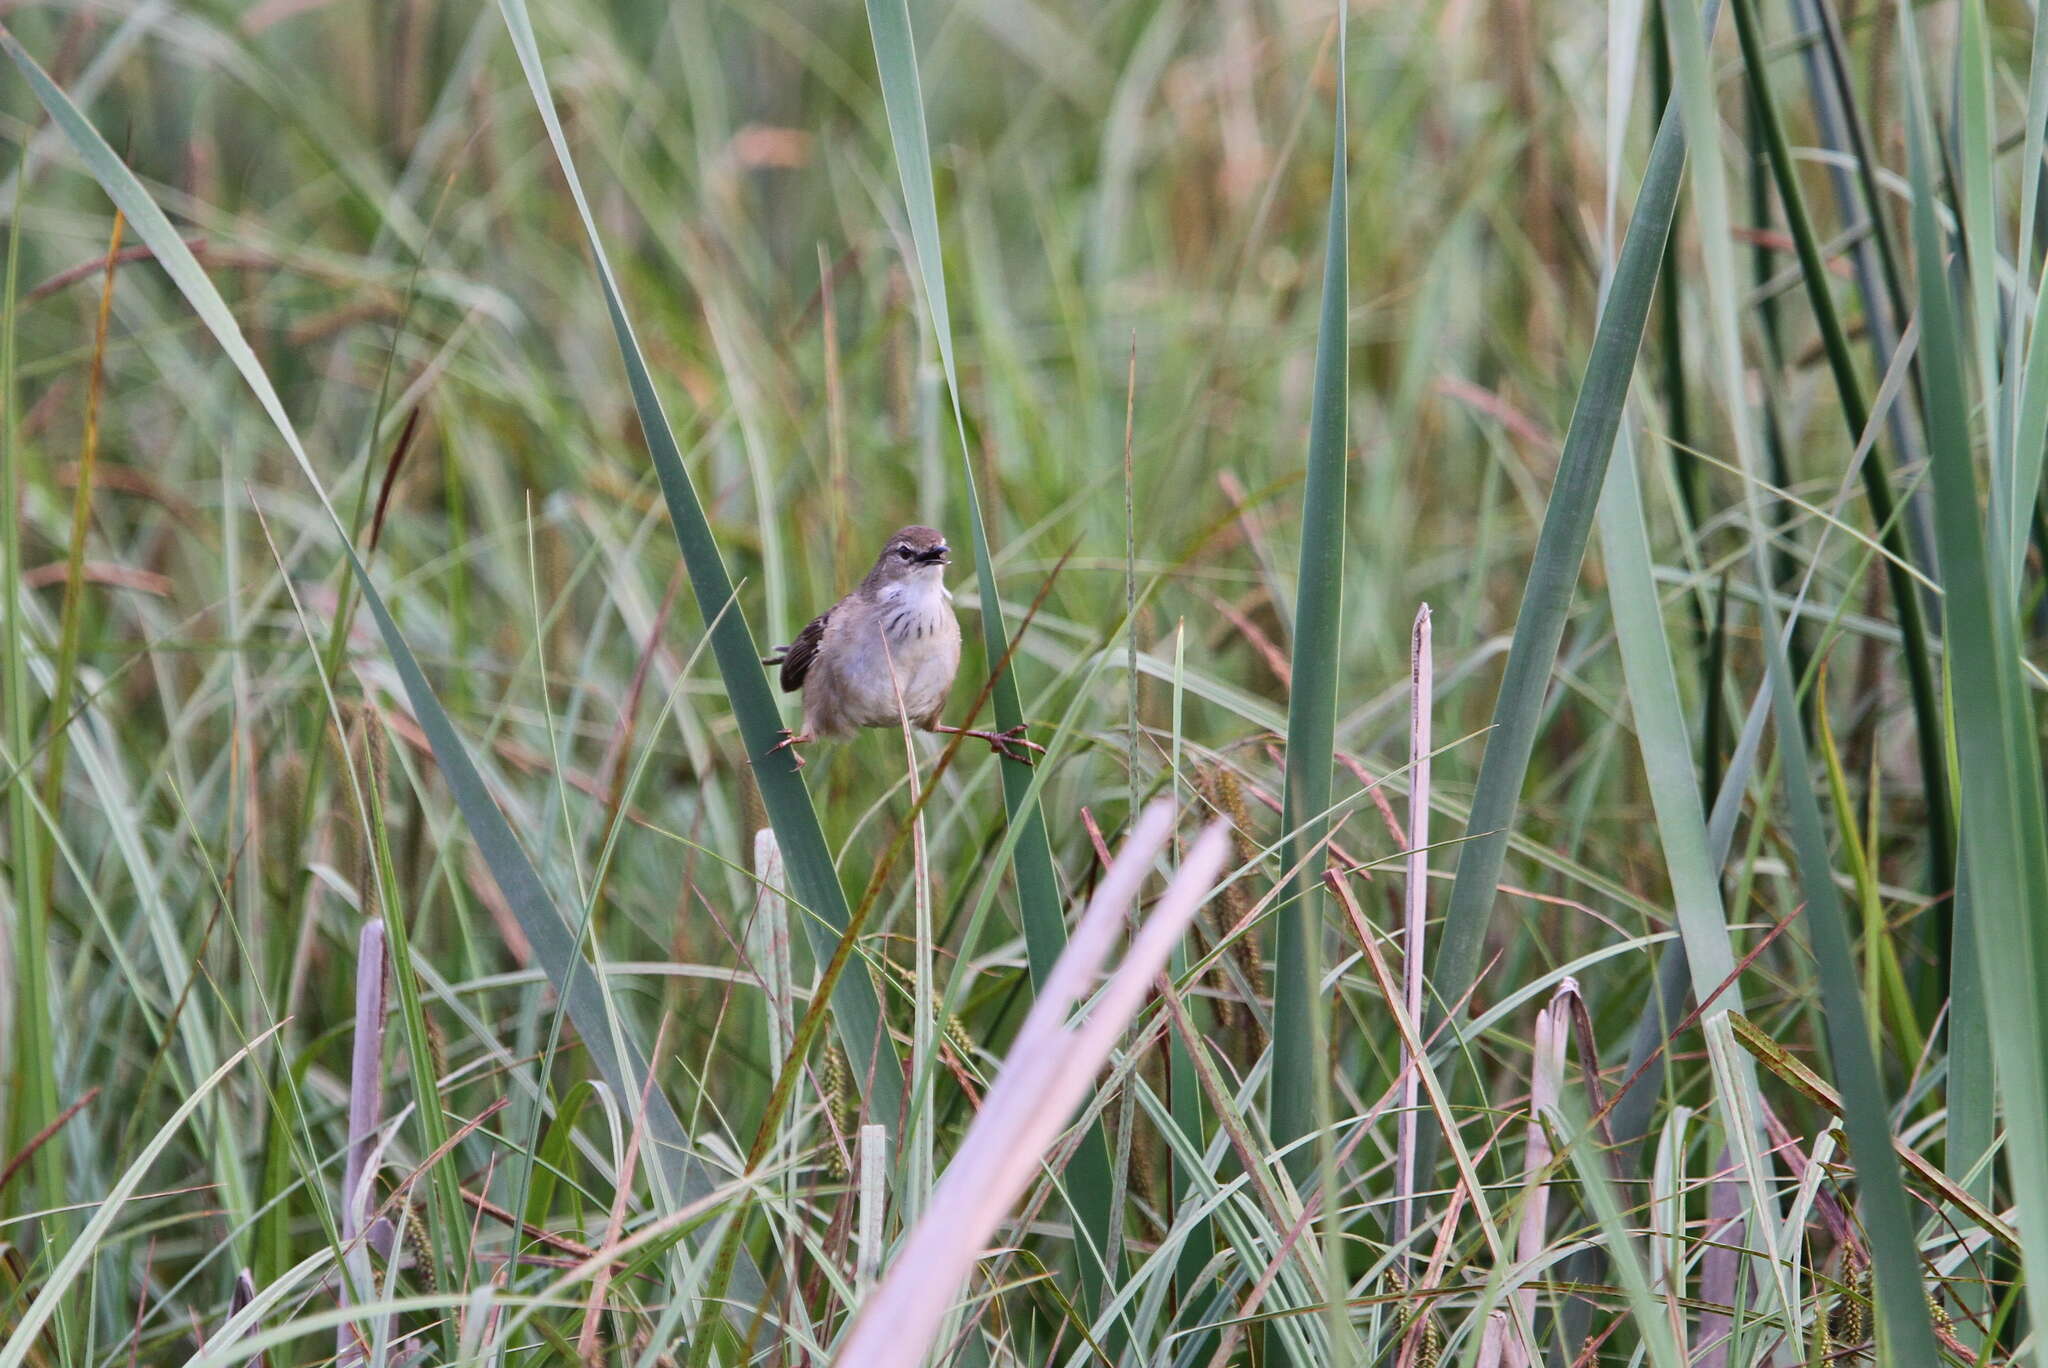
[896, 546, 915, 561]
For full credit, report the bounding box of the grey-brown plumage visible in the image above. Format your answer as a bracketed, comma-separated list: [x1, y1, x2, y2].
[761, 526, 1042, 768]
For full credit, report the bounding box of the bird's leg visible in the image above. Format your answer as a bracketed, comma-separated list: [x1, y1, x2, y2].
[929, 723, 1045, 765]
[768, 728, 812, 769]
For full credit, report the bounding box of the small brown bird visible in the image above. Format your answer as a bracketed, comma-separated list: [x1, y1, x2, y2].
[761, 525, 1043, 769]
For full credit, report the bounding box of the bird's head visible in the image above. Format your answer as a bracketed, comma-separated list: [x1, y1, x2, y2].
[867, 525, 951, 588]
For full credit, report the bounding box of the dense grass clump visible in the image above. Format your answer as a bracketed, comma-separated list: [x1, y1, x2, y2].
[2, 0, 2044, 1363]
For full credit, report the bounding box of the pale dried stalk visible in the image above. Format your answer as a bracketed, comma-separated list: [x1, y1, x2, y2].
[1475, 1309, 1510, 1368]
[1396, 603, 1432, 1262]
[339, 919, 388, 1368]
[1506, 978, 1576, 1368]
[750, 830, 793, 1069]
[835, 803, 1229, 1368]
[857, 1124, 888, 1298]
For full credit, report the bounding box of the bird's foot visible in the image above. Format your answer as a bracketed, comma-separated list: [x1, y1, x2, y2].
[938, 723, 1045, 765]
[767, 728, 811, 769]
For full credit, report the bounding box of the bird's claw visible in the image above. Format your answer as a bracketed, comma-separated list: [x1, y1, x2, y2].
[985, 724, 1046, 765]
[768, 728, 809, 769]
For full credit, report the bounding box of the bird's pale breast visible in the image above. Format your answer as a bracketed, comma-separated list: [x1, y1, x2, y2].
[808, 581, 960, 735]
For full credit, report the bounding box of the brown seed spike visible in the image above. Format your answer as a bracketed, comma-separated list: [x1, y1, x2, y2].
[1824, 1255, 1872, 1362]
[401, 1204, 437, 1295]
[821, 1041, 852, 1181]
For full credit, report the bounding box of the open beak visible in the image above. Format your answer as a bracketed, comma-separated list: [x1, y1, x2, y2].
[918, 544, 951, 566]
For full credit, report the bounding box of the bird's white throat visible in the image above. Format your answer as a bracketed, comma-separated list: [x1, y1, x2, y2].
[876, 574, 953, 642]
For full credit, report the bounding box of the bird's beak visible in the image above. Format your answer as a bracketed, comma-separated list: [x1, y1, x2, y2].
[919, 544, 951, 566]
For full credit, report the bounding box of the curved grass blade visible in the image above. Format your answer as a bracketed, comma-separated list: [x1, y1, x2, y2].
[1431, 5, 1713, 1030]
[0, 28, 765, 1293]
[493, 0, 903, 1129]
[0, 1023, 285, 1368]
[1268, 5, 1349, 1177]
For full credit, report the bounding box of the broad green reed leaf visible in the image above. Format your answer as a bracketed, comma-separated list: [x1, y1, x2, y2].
[1269, 4, 1349, 1182]
[1595, 34, 1793, 1328]
[0, 28, 768, 1295]
[1595, 435, 1750, 1014]
[1958, 0, 2001, 494]
[1432, 6, 1709, 1035]
[1901, 12, 2048, 1364]
[492, 0, 904, 1130]
[2005, 0, 2048, 598]
[1428, 80, 1712, 1321]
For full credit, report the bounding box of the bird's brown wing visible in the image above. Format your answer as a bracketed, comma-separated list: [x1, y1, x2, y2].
[769, 610, 831, 692]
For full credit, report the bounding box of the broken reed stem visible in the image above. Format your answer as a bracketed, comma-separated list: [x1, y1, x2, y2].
[339, 918, 389, 1368]
[1396, 604, 1432, 1263]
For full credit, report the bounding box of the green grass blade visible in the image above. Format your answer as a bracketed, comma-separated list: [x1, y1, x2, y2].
[0, 1023, 285, 1368]
[2006, 263, 2048, 598]
[1164, 627, 1216, 1326]
[1268, 6, 1349, 1176]
[1660, 0, 1941, 1348]
[1595, 434, 1744, 1015]
[1550, 1096, 1684, 1368]
[493, 0, 903, 1129]
[1647, 4, 1698, 532]
[0, 27, 763, 1282]
[1957, 0, 2002, 499]
[1753, 617, 1940, 1367]
[2003, 0, 2048, 596]
[1900, 13, 2048, 1364]
[1728, 0, 1953, 888]
[1806, 0, 1914, 362]
[0, 146, 61, 1241]
[1947, 847, 1993, 1353]
[1431, 15, 1703, 1025]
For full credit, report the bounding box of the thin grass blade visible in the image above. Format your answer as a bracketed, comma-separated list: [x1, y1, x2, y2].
[860, 0, 1066, 985]
[0, 1024, 285, 1368]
